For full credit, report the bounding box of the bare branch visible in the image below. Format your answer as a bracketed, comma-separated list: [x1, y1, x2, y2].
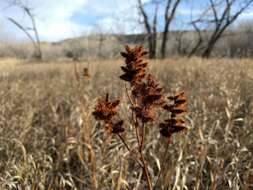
[188, 0, 253, 58]
[7, 17, 36, 46]
[138, 0, 151, 34]
[6, 0, 42, 60]
[137, 0, 157, 58]
[160, 0, 182, 58]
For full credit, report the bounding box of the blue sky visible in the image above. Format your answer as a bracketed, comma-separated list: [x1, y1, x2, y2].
[0, 0, 252, 42]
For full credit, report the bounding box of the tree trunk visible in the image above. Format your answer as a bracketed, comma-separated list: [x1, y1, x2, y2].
[160, 0, 181, 58]
[147, 34, 156, 59]
[161, 23, 169, 58]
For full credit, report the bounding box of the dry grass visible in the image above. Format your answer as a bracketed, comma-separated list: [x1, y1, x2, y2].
[0, 57, 253, 189]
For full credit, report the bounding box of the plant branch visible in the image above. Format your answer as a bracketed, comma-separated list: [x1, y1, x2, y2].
[125, 84, 135, 106]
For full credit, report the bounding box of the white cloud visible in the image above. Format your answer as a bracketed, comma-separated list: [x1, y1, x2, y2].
[240, 11, 253, 19]
[0, 0, 89, 41]
[34, 0, 89, 41]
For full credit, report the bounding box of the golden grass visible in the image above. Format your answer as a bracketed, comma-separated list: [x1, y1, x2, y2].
[0, 57, 253, 189]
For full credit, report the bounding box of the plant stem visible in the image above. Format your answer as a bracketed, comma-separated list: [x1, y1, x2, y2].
[125, 84, 152, 189]
[84, 114, 98, 190]
[117, 134, 143, 168]
[125, 84, 135, 106]
[140, 151, 153, 190]
[140, 122, 145, 151]
[136, 123, 152, 190]
[153, 144, 169, 189]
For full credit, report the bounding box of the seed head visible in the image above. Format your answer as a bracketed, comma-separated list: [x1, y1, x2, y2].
[159, 91, 187, 141]
[120, 45, 148, 86]
[131, 74, 165, 123]
[93, 93, 124, 134]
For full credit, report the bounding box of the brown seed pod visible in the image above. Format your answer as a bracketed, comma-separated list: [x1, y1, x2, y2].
[159, 91, 187, 141]
[130, 74, 165, 123]
[112, 120, 125, 134]
[120, 45, 148, 86]
[93, 93, 124, 134]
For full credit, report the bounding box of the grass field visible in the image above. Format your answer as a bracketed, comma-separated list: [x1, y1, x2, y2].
[0, 58, 253, 189]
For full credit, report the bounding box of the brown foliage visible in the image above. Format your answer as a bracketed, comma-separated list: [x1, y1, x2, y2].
[131, 74, 165, 123]
[160, 91, 187, 141]
[120, 45, 148, 86]
[93, 93, 124, 134]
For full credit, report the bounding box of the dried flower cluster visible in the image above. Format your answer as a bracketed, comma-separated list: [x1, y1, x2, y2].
[92, 93, 124, 134]
[83, 68, 91, 79]
[93, 45, 187, 140]
[160, 92, 187, 141]
[120, 45, 165, 123]
[131, 74, 165, 123]
[120, 45, 148, 86]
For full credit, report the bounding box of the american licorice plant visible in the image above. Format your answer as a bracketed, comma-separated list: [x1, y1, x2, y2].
[93, 45, 188, 189]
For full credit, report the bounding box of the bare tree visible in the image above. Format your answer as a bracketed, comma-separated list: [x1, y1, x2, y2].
[138, 0, 181, 58]
[138, 0, 159, 58]
[6, 0, 42, 60]
[160, 0, 181, 58]
[188, 0, 253, 58]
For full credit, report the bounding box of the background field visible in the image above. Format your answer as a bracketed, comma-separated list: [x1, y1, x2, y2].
[0, 58, 253, 189]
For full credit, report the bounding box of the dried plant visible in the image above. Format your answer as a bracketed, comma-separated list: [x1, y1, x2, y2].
[93, 45, 188, 189]
[93, 93, 124, 134]
[120, 45, 148, 86]
[83, 67, 91, 79]
[131, 74, 165, 123]
[160, 91, 187, 142]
